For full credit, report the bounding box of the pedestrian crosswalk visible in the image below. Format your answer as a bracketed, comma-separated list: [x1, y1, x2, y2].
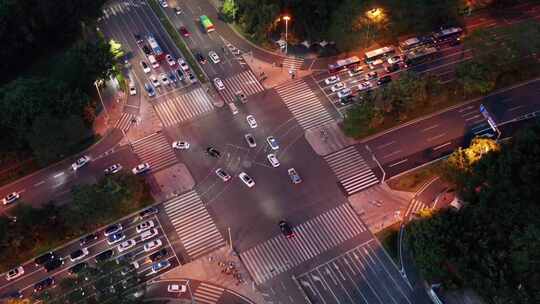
[405, 198, 428, 218]
[282, 57, 305, 71]
[131, 132, 178, 172]
[240, 203, 367, 284]
[324, 146, 380, 195]
[153, 88, 214, 127]
[101, 0, 141, 20]
[276, 79, 335, 130]
[163, 191, 226, 259]
[193, 283, 224, 304]
[114, 113, 134, 132]
[219, 70, 265, 103]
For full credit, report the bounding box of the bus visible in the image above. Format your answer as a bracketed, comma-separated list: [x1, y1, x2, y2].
[328, 56, 361, 73]
[432, 27, 463, 44]
[404, 46, 438, 67]
[199, 15, 215, 33]
[399, 36, 434, 52]
[147, 35, 164, 60]
[364, 46, 395, 64]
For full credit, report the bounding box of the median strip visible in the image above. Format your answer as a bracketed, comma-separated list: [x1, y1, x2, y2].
[147, 0, 207, 83]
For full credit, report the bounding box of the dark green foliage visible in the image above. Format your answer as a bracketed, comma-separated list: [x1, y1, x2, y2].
[407, 120, 540, 303]
[0, 174, 152, 272]
[0, 0, 107, 84]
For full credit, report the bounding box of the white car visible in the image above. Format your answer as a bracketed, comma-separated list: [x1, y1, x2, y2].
[172, 141, 190, 150]
[72, 155, 90, 171]
[117, 239, 136, 253]
[246, 115, 257, 128]
[160, 73, 169, 85]
[168, 283, 187, 293]
[213, 78, 225, 90]
[324, 75, 340, 85]
[132, 163, 150, 175]
[358, 81, 373, 91]
[140, 228, 158, 241]
[159, 0, 168, 8]
[104, 164, 122, 175]
[150, 75, 160, 88]
[238, 172, 255, 188]
[6, 266, 24, 281]
[266, 136, 279, 150]
[209, 51, 220, 63]
[348, 66, 363, 76]
[337, 88, 352, 99]
[330, 82, 345, 92]
[215, 168, 231, 182]
[267, 154, 280, 167]
[387, 55, 402, 65]
[244, 133, 256, 148]
[178, 58, 189, 71]
[144, 239, 162, 252]
[368, 59, 384, 69]
[2, 192, 19, 205]
[166, 54, 176, 66]
[141, 61, 151, 73]
[136, 220, 155, 233]
[69, 248, 89, 262]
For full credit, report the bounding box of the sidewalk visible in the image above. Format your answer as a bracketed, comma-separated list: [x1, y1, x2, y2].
[160, 246, 265, 304]
[304, 122, 360, 156]
[348, 183, 413, 233]
[243, 53, 311, 89]
[92, 81, 126, 137]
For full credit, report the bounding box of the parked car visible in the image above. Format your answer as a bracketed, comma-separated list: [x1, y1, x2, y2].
[69, 248, 89, 262]
[149, 248, 168, 262]
[33, 277, 55, 293]
[136, 220, 155, 233]
[166, 54, 176, 67]
[117, 239, 137, 253]
[104, 223, 123, 236]
[139, 207, 159, 218]
[330, 82, 345, 92]
[324, 75, 340, 85]
[79, 233, 99, 246]
[150, 260, 171, 274]
[95, 249, 114, 263]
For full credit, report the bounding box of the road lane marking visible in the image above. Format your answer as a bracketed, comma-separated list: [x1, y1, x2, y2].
[376, 141, 396, 149]
[53, 172, 65, 178]
[34, 181, 46, 187]
[421, 124, 438, 132]
[465, 114, 481, 121]
[509, 105, 524, 111]
[433, 141, 452, 151]
[389, 159, 408, 167]
[427, 133, 447, 142]
[382, 150, 402, 159]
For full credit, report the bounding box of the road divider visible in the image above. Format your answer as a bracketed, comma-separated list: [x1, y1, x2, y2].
[147, 0, 207, 83]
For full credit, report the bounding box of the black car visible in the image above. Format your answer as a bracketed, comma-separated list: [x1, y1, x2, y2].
[104, 223, 122, 236]
[385, 63, 400, 73]
[4, 290, 23, 299]
[95, 249, 114, 263]
[339, 95, 354, 105]
[195, 52, 206, 64]
[116, 252, 135, 265]
[149, 248, 168, 262]
[142, 45, 152, 55]
[139, 207, 159, 219]
[377, 75, 392, 86]
[279, 220, 294, 238]
[68, 262, 88, 275]
[206, 147, 221, 158]
[34, 252, 55, 267]
[44, 258, 64, 272]
[176, 69, 185, 81]
[79, 233, 99, 246]
[133, 33, 143, 45]
[34, 277, 55, 293]
[188, 72, 196, 82]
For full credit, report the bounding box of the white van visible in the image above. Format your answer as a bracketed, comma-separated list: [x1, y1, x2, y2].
[148, 55, 159, 69]
[228, 102, 239, 115]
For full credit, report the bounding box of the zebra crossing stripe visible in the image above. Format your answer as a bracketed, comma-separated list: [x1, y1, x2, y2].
[154, 88, 214, 127]
[114, 113, 133, 132]
[240, 204, 366, 284]
[276, 79, 335, 130]
[282, 57, 305, 70]
[324, 146, 380, 195]
[131, 132, 178, 172]
[163, 191, 226, 258]
[194, 283, 224, 304]
[220, 70, 265, 102]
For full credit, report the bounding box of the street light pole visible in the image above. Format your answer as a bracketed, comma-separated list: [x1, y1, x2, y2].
[283, 16, 290, 55]
[228, 227, 233, 250]
[94, 80, 109, 122]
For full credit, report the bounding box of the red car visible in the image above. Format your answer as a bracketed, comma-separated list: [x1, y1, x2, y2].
[179, 26, 190, 37]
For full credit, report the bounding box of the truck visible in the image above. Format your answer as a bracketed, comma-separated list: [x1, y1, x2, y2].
[199, 15, 215, 33]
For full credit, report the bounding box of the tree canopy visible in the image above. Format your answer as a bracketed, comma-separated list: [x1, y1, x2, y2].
[407, 121, 540, 303]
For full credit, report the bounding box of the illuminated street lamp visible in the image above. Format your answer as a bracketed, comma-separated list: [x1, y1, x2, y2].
[282, 15, 291, 54]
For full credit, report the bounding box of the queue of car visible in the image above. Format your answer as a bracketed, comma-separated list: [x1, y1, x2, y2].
[3, 206, 173, 298]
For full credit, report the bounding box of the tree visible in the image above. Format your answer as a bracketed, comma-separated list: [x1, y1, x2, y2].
[455, 60, 495, 96]
[380, 71, 429, 119]
[343, 93, 383, 138]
